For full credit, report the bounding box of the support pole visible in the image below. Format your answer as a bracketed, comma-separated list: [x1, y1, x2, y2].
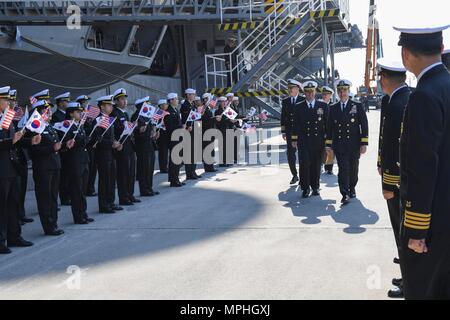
[321, 19, 329, 87]
[330, 31, 336, 102]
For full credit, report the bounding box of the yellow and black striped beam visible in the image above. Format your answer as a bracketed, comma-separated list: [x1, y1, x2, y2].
[264, 0, 284, 14]
[206, 88, 289, 97]
[218, 9, 340, 31]
[310, 9, 340, 19]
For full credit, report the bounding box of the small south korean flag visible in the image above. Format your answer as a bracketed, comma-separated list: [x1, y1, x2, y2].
[223, 106, 238, 120]
[25, 110, 47, 134]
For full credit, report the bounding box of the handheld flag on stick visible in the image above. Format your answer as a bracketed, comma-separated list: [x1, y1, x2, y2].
[258, 109, 270, 121]
[54, 119, 75, 142]
[29, 96, 37, 105]
[185, 110, 202, 124]
[0, 107, 16, 130]
[13, 106, 24, 121]
[17, 106, 29, 129]
[151, 108, 169, 123]
[86, 105, 100, 120]
[246, 107, 257, 118]
[25, 109, 46, 134]
[119, 121, 137, 141]
[223, 106, 238, 120]
[138, 103, 156, 119]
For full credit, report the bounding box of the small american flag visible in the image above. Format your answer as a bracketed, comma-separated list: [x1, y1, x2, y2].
[13, 106, 24, 121]
[1, 107, 16, 130]
[152, 109, 170, 122]
[29, 96, 38, 105]
[86, 105, 100, 120]
[207, 96, 217, 108]
[41, 107, 50, 123]
[79, 111, 88, 126]
[98, 115, 115, 129]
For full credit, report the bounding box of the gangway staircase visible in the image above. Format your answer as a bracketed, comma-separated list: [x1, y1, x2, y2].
[205, 0, 350, 119]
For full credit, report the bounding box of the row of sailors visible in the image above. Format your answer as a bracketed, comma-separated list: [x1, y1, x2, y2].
[0, 87, 245, 254]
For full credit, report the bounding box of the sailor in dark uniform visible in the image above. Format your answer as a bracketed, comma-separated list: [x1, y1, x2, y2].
[111, 88, 140, 206]
[229, 94, 244, 164]
[0, 86, 34, 254]
[62, 102, 94, 224]
[166, 93, 185, 187]
[320, 86, 335, 175]
[180, 88, 201, 180]
[325, 79, 369, 205]
[131, 96, 160, 197]
[77, 95, 98, 197]
[395, 24, 450, 300]
[89, 95, 123, 214]
[51, 92, 71, 206]
[442, 48, 450, 69]
[293, 81, 328, 198]
[28, 100, 65, 236]
[9, 89, 34, 225]
[215, 96, 231, 167]
[376, 58, 411, 299]
[156, 99, 170, 174]
[281, 79, 304, 185]
[201, 93, 219, 173]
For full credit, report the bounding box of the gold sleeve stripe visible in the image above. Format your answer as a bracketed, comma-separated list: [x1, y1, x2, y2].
[405, 210, 431, 218]
[383, 181, 399, 186]
[291, 135, 298, 140]
[404, 218, 430, 226]
[383, 173, 400, 178]
[361, 138, 369, 143]
[383, 179, 400, 184]
[404, 222, 430, 230]
[383, 175, 400, 180]
[405, 215, 431, 223]
[325, 140, 333, 144]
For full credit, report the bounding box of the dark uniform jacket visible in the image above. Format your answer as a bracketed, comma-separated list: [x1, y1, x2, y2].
[378, 85, 411, 192]
[293, 99, 328, 150]
[180, 100, 195, 126]
[88, 114, 116, 162]
[131, 111, 156, 151]
[202, 107, 216, 131]
[111, 107, 134, 155]
[399, 63, 450, 239]
[326, 99, 369, 153]
[0, 125, 21, 178]
[165, 105, 182, 147]
[281, 95, 305, 139]
[50, 109, 66, 124]
[28, 125, 61, 172]
[64, 124, 90, 175]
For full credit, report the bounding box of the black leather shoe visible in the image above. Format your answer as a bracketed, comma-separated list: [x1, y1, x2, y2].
[45, 229, 65, 236]
[387, 286, 404, 299]
[21, 217, 34, 224]
[312, 190, 320, 196]
[186, 176, 198, 180]
[392, 278, 402, 287]
[8, 237, 34, 247]
[0, 245, 11, 254]
[349, 190, 356, 198]
[100, 208, 116, 214]
[219, 164, 227, 168]
[393, 257, 400, 265]
[86, 192, 98, 197]
[119, 201, 134, 206]
[170, 182, 183, 187]
[341, 195, 350, 205]
[205, 169, 218, 173]
[142, 190, 160, 196]
[302, 189, 311, 198]
[87, 217, 95, 223]
[194, 173, 202, 179]
[112, 205, 123, 211]
[130, 197, 141, 203]
[290, 176, 299, 185]
[74, 219, 89, 225]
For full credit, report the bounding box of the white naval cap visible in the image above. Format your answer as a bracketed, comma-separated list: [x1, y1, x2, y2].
[113, 88, 127, 100]
[202, 93, 211, 99]
[443, 49, 450, 55]
[67, 102, 84, 111]
[335, 79, 352, 89]
[167, 92, 178, 100]
[0, 86, 11, 99]
[321, 86, 334, 95]
[394, 24, 449, 49]
[76, 95, 91, 102]
[194, 96, 201, 101]
[377, 58, 407, 73]
[302, 80, 318, 91]
[225, 92, 235, 98]
[232, 96, 239, 101]
[287, 79, 302, 88]
[32, 89, 50, 100]
[32, 100, 53, 110]
[185, 88, 196, 95]
[158, 99, 168, 105]
[218, 96, 227, 102]
[55, 92, 71, 102]
[9, 89, 17, 100]
[135, 96, 150, 106]
[96, 95, 115, 105]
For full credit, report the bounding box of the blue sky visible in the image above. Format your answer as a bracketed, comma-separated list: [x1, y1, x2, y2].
[334, 0, 450, 90]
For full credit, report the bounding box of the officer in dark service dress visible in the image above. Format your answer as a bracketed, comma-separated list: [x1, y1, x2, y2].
[281, 79, 304, 185]
[63, 102, 94, 224]
[0, 86, 34, 254]
[166, 93, 185, 187]
[28, 100, 65, 236]
[201, 93, 219, 173]
[51, 92, 71, 206]
[131, 96, 160, 197]
[89, 95, 123, 214]
[376, 59, 411, 299]
[325, 79, 369, 205]
[394, 24, 450, 300]
[156, 99, 170, 174]
[292, 81, 328, 198]
[111, 88, 140, 206]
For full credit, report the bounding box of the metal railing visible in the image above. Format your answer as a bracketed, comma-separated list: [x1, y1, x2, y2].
[206, 0, 322, 88]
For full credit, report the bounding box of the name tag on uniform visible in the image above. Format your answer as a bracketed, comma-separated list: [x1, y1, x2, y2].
[349, 106, 357, 114]
[317, 108, 324, 115]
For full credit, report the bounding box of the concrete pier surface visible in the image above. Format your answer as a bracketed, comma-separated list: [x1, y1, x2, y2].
[0, 110, 399, 300]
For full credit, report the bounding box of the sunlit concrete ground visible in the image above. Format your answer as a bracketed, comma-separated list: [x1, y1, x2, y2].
[0, 110, 399, 300]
